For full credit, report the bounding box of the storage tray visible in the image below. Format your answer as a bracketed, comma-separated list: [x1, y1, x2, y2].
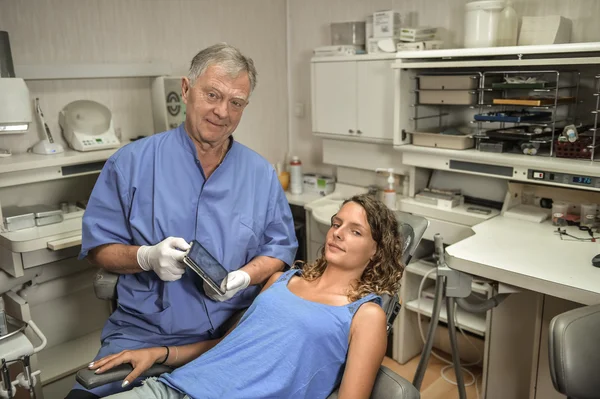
[410, 130, 474, 150]
[491, 82, 553, 90]
[555, 137, 596, 159]
[418, 75, 479, 90]
[478, 140, 511, 153]
[419, 90, 478, 105]
[474, 110, 551, 123]
[485, 127, 550, 141]
[493, 96, 575, 106]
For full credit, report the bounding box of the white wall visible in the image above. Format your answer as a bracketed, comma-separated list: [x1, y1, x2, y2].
[0, 0, 289, 163]
[2, 0, 600, 171]
[287, 0, 600, 174]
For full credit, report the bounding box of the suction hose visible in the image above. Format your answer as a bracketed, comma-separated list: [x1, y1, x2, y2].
[446, 297, 467, 399]
[412, 274, 444, 390]
[456, 294, 509, 313]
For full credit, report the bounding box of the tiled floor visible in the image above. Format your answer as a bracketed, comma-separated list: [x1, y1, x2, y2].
[383, 354, 483, 399]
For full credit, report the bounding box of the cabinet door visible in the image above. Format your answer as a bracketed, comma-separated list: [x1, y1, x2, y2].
[311, 61, 357, 136]
[356, 60, 394, 140]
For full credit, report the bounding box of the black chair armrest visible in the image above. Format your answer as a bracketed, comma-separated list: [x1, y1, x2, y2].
[76, 364, 173, 390]
[94, 268, 119, 301]
[326, 365, 419, 399]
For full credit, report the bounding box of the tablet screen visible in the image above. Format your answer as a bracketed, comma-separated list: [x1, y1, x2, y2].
[187, 240, 229, 289]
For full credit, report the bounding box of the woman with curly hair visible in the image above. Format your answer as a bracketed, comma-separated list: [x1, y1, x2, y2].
[94, 194, 405, 399]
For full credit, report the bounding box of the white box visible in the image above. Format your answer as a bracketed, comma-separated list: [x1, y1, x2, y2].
[373, 10, 401, 38]
[400, 33, 435, 42]
[397, 41, 425, 51]
[397, 40, 444, 52]
[399, 27, 437, 42]
[313, 45, 365, 57]
[367, 38, 382, 53]
[414, 193, 464, 210]
[424, 40, 443, 50]
[518, 16, 572, 45]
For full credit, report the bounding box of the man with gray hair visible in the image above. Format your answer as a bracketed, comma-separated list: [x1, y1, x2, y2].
[66, 43, 298, 399]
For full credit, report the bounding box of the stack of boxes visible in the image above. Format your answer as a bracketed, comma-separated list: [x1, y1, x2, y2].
[366, 10, 443, 53]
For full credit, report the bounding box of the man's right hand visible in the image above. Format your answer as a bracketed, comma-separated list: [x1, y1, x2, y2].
[137, 237, 191, 281]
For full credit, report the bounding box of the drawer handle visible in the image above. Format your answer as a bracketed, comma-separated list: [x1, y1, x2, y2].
[348, 129, 354, 133]
[47, 235, 82, 251]
[357, 130, 362, 134]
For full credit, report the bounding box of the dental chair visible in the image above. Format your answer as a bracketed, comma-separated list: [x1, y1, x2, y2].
[548, 304, 600, 399]
[76, 211, 429, 399]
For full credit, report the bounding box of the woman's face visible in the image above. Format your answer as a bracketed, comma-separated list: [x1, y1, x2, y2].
[325, 201, 377, 271]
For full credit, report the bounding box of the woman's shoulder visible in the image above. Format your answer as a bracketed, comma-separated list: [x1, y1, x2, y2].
[260, 269, 299, 293]
[351, 301, 386, 330]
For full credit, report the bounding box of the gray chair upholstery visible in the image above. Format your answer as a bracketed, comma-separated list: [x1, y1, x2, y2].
[77, 210, 428, 398]
[548, 304, 600, 399]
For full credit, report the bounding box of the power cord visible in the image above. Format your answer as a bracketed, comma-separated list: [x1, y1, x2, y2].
[417, 268, 482, 398]
[554, 226, 599, 242]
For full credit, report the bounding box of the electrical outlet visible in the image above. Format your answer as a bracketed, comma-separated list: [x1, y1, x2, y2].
[294, 102, 305, 118]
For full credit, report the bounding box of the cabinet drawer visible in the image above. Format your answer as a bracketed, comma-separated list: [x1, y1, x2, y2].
[418, 75, 479, 90]
[419, 90, 478, 105]
[22, 246, 81, 269]
[0, 244, 81, 277]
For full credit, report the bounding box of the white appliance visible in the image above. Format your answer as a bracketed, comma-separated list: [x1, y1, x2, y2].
[0, 78, 32, 134]
[151, 76, 186, 133]
[58, 100, 120, 152]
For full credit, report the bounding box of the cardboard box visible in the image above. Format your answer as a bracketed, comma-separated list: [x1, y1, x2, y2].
[373, 10, 401, 38]
[518, 16, 572, 45]
[399, 27, 437, 42]
[397, 40, 443, 52]
[367, 38, 382, 53]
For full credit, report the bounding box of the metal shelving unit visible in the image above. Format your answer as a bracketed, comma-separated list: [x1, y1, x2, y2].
[474, 70, 581, 157]
[590, 74, 600, 161]
[410, 72, 484, 131]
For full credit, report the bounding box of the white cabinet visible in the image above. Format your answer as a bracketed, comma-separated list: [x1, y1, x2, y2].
[311, 57, 395, 143]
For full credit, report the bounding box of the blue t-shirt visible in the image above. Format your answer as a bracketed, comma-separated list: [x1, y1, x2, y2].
[160, 269, 381, 399]
[80, 124, 298, 348]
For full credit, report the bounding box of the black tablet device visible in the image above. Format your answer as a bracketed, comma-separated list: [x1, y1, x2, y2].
[183, 240, 229, 296]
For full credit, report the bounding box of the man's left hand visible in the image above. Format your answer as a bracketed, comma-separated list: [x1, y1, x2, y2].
[204, 270, 251, 302]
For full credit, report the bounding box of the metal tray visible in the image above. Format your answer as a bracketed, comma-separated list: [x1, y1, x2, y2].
[484, 128, 550, 141]
[493, 96, 575, 106]
[0, 315, 28, 342]
[491, 82, 552, 90]
[474, 111, 551, 123]
[410, 130, 474, 150]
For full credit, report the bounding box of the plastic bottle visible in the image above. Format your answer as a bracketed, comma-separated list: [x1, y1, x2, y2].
[290, 156, 303, 195]
[402, 175, 410, 197]
[497, 0, 518, 46]
[376, 168, 396, 210]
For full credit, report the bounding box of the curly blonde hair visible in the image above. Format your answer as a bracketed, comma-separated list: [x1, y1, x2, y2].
[296, 194, 405, 302]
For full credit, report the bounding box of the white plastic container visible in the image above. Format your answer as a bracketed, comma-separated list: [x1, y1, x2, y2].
[464, 0, 505, 48]
[497, 0, 518, 46]
[290, 156, 303, 195]
[376, 168, 396, 210]
[365, 15, 373, 44]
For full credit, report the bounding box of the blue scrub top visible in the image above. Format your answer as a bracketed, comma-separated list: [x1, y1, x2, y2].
[81, 124, 298, 348]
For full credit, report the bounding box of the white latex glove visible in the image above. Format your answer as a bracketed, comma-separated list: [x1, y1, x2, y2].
[137, 237, 191, 281]
[204, 270, 251, 302]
